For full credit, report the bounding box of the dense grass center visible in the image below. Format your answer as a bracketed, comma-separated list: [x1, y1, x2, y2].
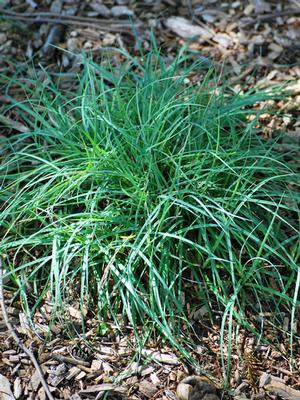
[0, 50, 299, 364]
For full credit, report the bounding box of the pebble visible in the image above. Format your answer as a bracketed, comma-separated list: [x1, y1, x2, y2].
[90, 3, 111, 18]
[111, 5, 134, 17]
[0, 33, 7, 45]
[67, 37, 79, 52]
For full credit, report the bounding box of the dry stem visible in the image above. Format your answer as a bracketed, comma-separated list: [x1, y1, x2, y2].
[0, 257, 55, 400]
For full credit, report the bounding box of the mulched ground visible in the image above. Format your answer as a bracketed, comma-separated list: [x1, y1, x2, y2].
[0, 1, 300, 399]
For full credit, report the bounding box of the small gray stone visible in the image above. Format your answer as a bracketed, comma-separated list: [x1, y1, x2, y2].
[116, 0, 128, 4]
[111, 5, 134, 17]
[0, 33, 7, 45]
[50, 0, 62, 13]
[90, 3, 111, 18]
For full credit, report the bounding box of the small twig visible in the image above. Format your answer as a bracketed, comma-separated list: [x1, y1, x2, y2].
[241, 9, 300, 27]
[41, 24, 66, 58]
[229, 65, 255, 85]
[1, 16, 136, 33]
[0, 9, 131, 24]
[187, 0, 195, 21]
[52, 353, 90, 367]
[0, 8, 140, 32]
[0, 258, 55, 400]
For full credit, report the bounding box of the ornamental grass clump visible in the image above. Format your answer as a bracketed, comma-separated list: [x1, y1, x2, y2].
[0, 49, 299, 360]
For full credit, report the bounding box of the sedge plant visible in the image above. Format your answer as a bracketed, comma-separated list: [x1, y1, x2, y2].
[0, 47, 299, 373]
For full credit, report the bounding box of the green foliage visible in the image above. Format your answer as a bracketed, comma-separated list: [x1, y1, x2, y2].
[0, 48, 299, 367]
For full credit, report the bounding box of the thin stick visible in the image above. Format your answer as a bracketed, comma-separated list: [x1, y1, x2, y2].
[52, 354, 90, 368]
[241, 9, 300, 27]
[0, 258, 55, 400]
[0, 9, 133, 24]
[0, 8, 140, 32]
[2, 15, 137, 33]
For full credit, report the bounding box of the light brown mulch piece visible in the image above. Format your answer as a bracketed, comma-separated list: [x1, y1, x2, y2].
[165, 16, 213, 40]
[79, 383, 127, 395]
[0, 115, 29, 133]
[0, 373, 15, 400]
[177, 376, 220, 400]
[260, 372, 300, 400]
[0, 259, 55, 400]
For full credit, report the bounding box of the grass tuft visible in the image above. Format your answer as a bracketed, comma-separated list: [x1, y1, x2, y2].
[0, 48, 299, 369]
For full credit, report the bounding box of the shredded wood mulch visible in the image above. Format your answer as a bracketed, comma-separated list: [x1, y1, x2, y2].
[1, 282, 300, 399]
[1, 0, 300, 399]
